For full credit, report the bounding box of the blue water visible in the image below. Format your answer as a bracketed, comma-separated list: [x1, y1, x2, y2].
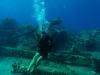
[0, 0, 100, 31]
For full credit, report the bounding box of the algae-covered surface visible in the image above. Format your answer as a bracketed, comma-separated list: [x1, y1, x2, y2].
[0, 57, 29, 75]
[0, 28, 100, 75]
[0, 55, 100, 75]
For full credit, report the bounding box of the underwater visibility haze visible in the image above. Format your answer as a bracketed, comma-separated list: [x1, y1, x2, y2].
[0, 0, 100, 75]
[0, 0, 100, 31]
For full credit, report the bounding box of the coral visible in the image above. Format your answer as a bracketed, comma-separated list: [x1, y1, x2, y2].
[85, 38, 96, 51]
[0, 18, 19, 46]
[11, 62, 21, 73]
[0, 18, 18, 30]
[15, 25, 38, 50]
[76, 30, 100, 52]
[51, 30, 74, 51]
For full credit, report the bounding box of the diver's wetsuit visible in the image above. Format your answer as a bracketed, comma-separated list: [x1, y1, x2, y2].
[38, 32, 53, 59]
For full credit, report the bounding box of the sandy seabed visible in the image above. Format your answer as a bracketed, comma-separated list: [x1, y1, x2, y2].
[0, 57, 27, 75]
[0, 56, 100, 75]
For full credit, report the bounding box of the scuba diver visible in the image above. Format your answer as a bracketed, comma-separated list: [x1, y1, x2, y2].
[21, 18, 62, 75]
[37, 17, 62, 59]
[38, 31, 53, 59]
[22, 31, 53, 75]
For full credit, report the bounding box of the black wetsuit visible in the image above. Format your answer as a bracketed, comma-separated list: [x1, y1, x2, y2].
[38, 33, 52, 59]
